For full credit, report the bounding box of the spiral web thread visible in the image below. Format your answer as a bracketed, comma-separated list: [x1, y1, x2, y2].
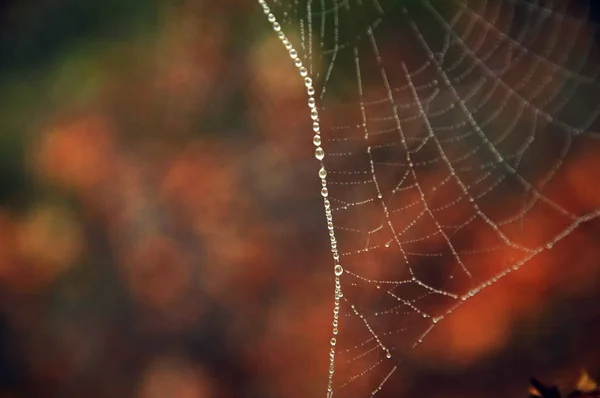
[258, 1, 600, 397]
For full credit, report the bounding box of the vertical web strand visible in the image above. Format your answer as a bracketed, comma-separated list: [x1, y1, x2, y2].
[256, 1, 344, 396]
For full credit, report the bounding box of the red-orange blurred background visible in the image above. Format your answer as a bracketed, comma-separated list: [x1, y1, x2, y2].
[0, 1, 599, 398]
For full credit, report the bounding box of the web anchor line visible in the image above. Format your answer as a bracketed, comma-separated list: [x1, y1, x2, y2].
[257, 1, 344, 397]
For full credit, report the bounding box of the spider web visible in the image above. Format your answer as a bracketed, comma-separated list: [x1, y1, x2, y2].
[258, 0, 600, 397]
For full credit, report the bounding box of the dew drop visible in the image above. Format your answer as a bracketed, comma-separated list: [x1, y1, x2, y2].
[307, 86, 315, 96]
[272, 22, 281, 32]
[319, 167, 327, 179]
[334, 264, 343, 276]
[304, 77, 313, 87]
[315, 147, 325, 160]
[308, 97, 316, 108]
[386, 351, 391, 359]
[313, 121, 320, 132]
[385, 242, 390, 248]
[330, 338, 337, 346]
[313, 135, 321, 146]
[299, 67, 308, 77]
[321, 187, 329, 197]
[377, 193, 383, 199]
[268, 13, 276, 23]
[333, 328, 338, 335]
[311, 108, 319, 121]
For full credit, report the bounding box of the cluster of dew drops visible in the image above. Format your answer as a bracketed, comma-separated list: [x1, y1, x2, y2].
[257, 1, 344, 395]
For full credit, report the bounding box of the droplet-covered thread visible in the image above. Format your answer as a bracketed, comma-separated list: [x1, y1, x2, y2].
[257, 1, 343, 396]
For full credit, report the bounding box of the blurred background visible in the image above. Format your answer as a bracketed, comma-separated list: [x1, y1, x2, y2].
[0, 1, 599, 398]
